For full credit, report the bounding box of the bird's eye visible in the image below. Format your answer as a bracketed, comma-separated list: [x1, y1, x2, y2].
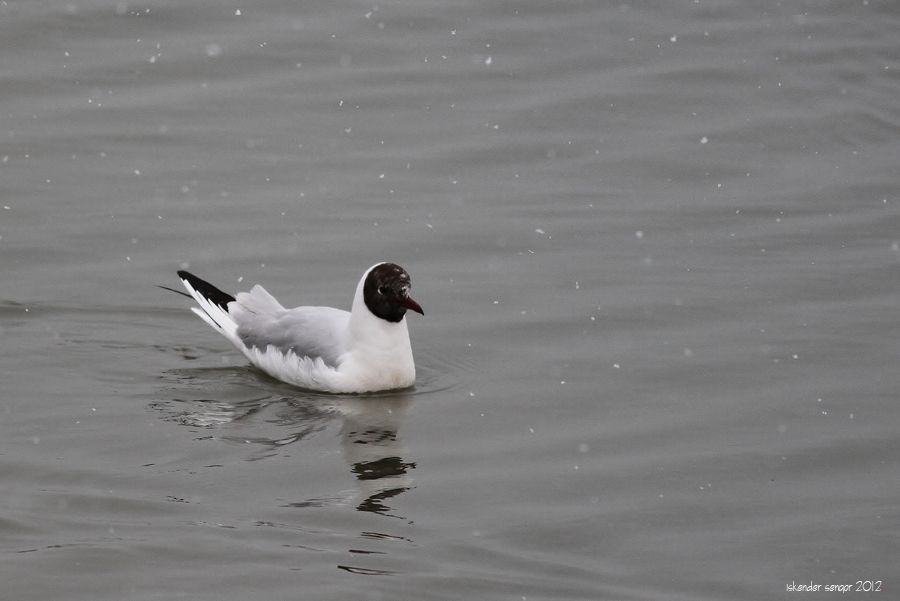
[378, 285, 389, 295]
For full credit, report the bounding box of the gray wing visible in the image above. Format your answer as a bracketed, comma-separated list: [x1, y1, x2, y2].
[235, 305, 350, 368]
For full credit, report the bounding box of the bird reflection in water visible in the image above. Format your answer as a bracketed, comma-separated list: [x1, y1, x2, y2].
[338, 395, 416, 516]
[152, 380, 415, 517]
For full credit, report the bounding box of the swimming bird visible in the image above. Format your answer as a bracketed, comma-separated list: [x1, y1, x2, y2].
[171, 263, 423, 393]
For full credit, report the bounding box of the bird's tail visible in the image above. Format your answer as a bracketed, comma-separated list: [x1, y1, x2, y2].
[175, 270, 239, 338]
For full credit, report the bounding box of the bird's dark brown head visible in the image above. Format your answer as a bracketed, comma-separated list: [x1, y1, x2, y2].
[363, 263, 424, 323]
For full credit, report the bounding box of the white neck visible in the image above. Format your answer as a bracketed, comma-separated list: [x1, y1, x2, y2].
[333, 263, 417, 391]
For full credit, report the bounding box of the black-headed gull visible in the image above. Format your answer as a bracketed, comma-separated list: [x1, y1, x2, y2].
[173, 262, 423, 393]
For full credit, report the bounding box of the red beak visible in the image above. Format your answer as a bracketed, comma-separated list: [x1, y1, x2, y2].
[402, 295, 424, 316]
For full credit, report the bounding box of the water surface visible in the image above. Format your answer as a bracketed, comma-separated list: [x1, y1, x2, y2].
[2, 1, 899, 599]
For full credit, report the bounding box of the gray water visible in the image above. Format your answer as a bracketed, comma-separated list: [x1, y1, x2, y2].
[2, 1, 899, 599]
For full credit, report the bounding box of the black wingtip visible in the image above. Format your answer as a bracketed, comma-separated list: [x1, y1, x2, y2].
[177, 270, 236, 311]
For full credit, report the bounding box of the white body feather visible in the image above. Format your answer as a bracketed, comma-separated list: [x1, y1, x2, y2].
[179, 264, 416, 393]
